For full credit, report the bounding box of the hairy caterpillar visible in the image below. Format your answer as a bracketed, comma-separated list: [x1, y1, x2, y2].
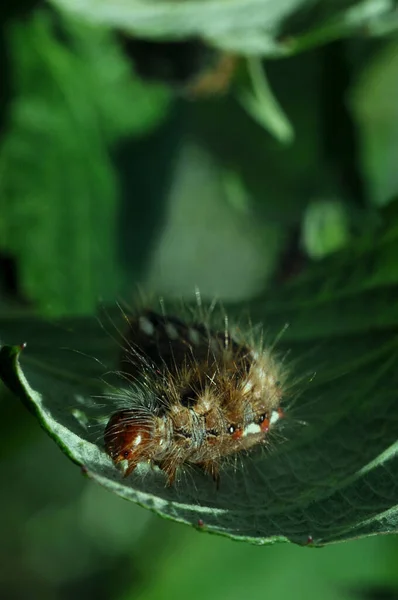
[104, 306, 286, 487]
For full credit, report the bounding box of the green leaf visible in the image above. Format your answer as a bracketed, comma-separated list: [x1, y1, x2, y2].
[0, 12, 171, 315]
[1, 209, 398, 546]
[49, 0, 398, 56]
[50, 0, 308, 55]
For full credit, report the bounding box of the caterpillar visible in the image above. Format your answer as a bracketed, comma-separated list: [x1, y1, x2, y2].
[104, 307, 286, 487]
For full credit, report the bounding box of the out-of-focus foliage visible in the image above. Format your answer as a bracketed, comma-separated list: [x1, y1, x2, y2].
[50, 0, 398, 55]
[350, 40, 398, 206]
[0, 11, 171, 315]
[1, 0, 398, 599]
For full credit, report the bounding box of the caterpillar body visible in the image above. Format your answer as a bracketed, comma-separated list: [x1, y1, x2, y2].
[104, 308, 285, 486]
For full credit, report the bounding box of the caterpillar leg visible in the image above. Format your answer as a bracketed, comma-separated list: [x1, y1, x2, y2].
[198, 461, 220, 489]
[124, 460, 139, 478]
[158, 460, 178, 486]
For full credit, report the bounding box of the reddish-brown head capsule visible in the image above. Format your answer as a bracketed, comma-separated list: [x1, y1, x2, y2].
[104, 409, 156, 476]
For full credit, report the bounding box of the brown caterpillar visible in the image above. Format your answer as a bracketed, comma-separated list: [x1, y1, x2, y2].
[104, 308, 285, 486]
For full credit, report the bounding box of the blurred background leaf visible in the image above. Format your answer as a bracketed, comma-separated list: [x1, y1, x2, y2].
[0, 10, 171, 315]
[49, 0, 398, 56]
